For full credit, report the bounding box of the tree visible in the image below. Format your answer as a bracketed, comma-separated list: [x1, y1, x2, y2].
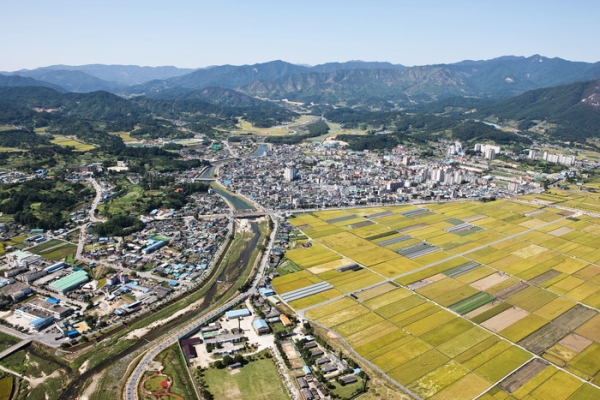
[234, 354, 245, 364]
[222, 355, 234, 366]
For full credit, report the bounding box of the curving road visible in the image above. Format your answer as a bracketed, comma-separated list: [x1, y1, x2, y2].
[124, 213, 279, 400]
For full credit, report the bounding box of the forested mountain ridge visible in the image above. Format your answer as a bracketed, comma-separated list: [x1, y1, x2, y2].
[238, 55, 600, 106]
[3, 56, 599, 107]
[408, 79, 600, 142]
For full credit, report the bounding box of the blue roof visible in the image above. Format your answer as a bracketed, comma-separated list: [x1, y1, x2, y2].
[354, 368, 361, 374]
[46, 297, 60, 304]
[252, 318, 268, 329]
[226, 309, 251, 319]
[303, 366, 311, 375]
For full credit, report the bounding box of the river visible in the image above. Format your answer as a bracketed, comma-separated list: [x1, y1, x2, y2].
[211, 187, 255, 210]
[249, 144, 267, 158]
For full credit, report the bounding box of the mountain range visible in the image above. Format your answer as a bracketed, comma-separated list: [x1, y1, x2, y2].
[0, 56, 599, 145]
[2, 56, 598, 107]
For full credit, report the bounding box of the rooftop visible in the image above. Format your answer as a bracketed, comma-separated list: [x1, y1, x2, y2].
[49, 270, 89, 291]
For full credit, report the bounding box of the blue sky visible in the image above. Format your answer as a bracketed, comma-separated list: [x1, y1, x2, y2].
[2, 0, 598, 70]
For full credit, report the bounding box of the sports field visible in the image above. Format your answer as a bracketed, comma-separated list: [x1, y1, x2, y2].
[272, 198, 600, 398]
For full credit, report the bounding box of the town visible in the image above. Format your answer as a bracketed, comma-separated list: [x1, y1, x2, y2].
[0, 130, 598, 400]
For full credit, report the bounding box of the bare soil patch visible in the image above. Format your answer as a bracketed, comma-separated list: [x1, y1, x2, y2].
[559, 333, 593, 353]
[481, 307, 529, 333]
[549, 226, 573, 237]
[463, 300, 503, 319]
[470, 272, 509, 291]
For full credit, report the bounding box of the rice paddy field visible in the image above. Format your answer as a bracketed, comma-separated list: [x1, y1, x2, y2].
[272, 198, 600, 398]
[50, 135, 96, 151]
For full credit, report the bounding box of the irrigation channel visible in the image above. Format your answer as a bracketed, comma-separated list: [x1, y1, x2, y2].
[60, 209, 263, 399]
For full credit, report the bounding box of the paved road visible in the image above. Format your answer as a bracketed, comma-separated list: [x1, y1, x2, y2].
[87, 178, 107, 223]
[0, 325, 28, 340]
[124, 213, 278, 400]
[0, 339, 32, 361]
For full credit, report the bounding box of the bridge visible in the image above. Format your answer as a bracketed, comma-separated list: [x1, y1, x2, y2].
[233, 210, 267, 218]
[0, 339, 32, 361]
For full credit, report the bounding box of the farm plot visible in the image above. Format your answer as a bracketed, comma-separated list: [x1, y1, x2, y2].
[290, 202, 600, 398]
[271, 270, 322, 294]
[449, 292, 495, 315]
[283, 242, 341, 268]
[353, 282, 396, 301]
[318, 231, 400, 266]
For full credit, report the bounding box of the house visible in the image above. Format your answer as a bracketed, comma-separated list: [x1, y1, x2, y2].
[341, 374, 358, 385]
[181, 337, 202, 358]
[315, 357, 329, 365]
[301, 388, 313, 400]
[322, 364, 337, 374]
[297, 377, 308, 389]
[309, 348, 324, 357]
[280, 314, 292, 327]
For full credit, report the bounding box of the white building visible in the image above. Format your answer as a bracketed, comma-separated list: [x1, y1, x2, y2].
[284, 167, 298, 182]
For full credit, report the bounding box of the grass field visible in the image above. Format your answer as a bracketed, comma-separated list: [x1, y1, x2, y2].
[202, 352, 288, 400]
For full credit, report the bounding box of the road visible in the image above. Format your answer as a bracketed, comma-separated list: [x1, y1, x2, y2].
[124, 214, 278, 400]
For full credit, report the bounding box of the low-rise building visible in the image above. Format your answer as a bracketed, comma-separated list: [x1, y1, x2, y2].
[252, 318, 270, 335]
[48, 270, 89, 294]
[0, 281, 33, 301]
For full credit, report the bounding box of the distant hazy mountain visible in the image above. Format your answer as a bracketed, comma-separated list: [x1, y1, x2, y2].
[239, 55, 600, 105]
[3, 56, 600, 108]
[309, 61, 405, 73]
[0, 73, 65, 91]
[7, 69, 122, 93]
[50, 64, 196, 85]
[120, 55, 600, 105]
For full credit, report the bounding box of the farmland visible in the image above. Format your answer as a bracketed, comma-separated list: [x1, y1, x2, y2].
[273, 199, 600, 398]
[51, 135, 96, 151]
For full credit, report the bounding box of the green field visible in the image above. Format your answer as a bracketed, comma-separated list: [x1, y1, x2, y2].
[29, 239, 77, 261]
[201, 352, 288, 400]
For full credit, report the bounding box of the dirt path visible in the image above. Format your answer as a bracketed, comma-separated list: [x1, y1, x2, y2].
[28, 369, 61, 388]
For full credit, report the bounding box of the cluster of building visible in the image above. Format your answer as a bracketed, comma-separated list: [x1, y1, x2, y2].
[0, 169, 51, 184]
[82, 216, 230, 283]
[215, 142, 541, 210]
[296, 335, 361, 400]
[528, 149, 577, 166]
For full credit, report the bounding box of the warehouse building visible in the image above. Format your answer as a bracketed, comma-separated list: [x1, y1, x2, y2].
[252, 318, 270, 335]
[49, 270, 89, 294]
[225, 308, 251, 320]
